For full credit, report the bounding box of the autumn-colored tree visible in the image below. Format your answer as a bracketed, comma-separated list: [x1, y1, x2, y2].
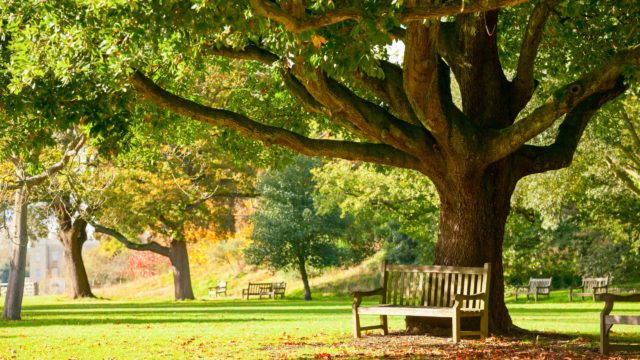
[92, 140, 255, 300]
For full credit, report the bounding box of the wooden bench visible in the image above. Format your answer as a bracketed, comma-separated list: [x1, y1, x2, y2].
[352, 262, 491, 343]
[514, 277, 552, 302]
[600, 294, 640, 355]
[272, 282, 286, 299]
[569, 276, 608, 301]
[208, 281, 227, 298]
[242, 283, 273, 299]
[242, 282, 286, 299]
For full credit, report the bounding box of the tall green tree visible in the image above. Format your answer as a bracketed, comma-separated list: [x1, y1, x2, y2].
[245, 157, 344, 301]
[3, 0, 640, 330]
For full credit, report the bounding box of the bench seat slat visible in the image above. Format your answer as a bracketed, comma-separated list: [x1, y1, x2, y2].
[358, 305, 454, 317]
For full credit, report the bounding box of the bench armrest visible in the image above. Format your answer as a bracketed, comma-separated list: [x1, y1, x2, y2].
[352, 287, 384, 299]
[352, 288, 384, 308]
[514, 285, 529, 292]
[453, 293, 487, 309]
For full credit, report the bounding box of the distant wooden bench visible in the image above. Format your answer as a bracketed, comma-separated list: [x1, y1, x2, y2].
[352, 262, 491, 343]
[600, 294, 640, 355]
[570, 277, 608, 301]
[272, 282, 286, 299]
[208, 281, 227, 298]
[514, 277, 552, 302]
[242, 282, 286, 300]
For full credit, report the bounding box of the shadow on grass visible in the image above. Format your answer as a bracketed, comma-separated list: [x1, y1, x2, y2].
[0, 316, 290, 328]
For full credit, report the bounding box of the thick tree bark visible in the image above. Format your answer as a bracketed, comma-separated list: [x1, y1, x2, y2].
[406, 159, 516, 334]
[55, 200, 94, 299]
[168, 240, 195, 300]
[298, 257, 312, 301]
[2, 187, 29, 320]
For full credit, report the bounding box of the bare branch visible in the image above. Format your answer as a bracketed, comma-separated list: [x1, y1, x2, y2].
[249, 0, 364, 33]
[92, 223, 171, 257]
[513, 0, 560, 107]
[130, 70, 422, 171]
[487, 45, 640, 164]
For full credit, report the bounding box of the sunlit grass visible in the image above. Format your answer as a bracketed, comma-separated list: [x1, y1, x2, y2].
[0, 292, 638, 359]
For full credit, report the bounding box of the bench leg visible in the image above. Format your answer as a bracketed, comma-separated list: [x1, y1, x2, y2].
[600, 322, 612, 355]
[380, 315, 388, 335]
[452, 313, 461, 344]
[352, 309, 361, 338]
[480, 312, 489, 340]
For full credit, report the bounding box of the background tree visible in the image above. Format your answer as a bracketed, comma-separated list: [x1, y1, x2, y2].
[245, 156, 345, 301]
[91, 139, 255, 300]
[0, 134, 84, 319]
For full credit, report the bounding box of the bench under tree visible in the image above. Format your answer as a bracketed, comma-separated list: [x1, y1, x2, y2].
[570, 276, 609, 301]
[514, 277, 552, 302]
[352, 262, 491, 343]
[600, 294, 640, 355]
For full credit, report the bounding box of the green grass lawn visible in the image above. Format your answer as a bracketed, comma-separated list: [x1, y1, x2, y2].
[0, 292, 639, 359]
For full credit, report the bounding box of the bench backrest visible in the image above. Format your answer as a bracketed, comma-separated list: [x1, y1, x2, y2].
[382, 263, 491, 310]
[247, 282, 273, 294]
[581, 277, 608, 290]
[217, 281, 227, 289]
[528, 277, 552, 293]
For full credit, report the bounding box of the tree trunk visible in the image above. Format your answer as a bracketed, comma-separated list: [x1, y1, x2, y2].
[406, 160, 517, 334]
[298, 257, 312, 301]
[169, 240, 194, 300]
[60, 221, 94, 299]
[2, 186, 29, 320]
[55, 200, 94, 299]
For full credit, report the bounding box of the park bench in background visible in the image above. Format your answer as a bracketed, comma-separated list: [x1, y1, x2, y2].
[208, 281, 227, 298]
[273, 282, 286, 299]
[352, 262, 491, 343]
[600, 293, 640, 355]
[514, 277, 552, 302]
[569, 276, 608, 301]
[242, 282, 287, 299]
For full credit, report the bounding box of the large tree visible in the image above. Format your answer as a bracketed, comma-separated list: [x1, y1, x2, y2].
[3, 0, 640, 331]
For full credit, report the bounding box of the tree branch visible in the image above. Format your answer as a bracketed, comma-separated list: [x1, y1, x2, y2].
[487, 45, 640, 164]
[356, 61, 421, 125]
[513, 0, 560, 108]
[403, 21, 448, 136]
[92, 223, 171, 257]
[514, 81, 627, 177]
[130, 70, 422, 171]
[249, 0, 364, 33]
[205, 43, 279, 64]
[4, 135, 85, 190]
[605, 157, 640, 197]
[400, 0, 530, 22]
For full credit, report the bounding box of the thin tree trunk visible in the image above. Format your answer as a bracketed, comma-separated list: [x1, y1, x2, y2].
[406, 160, 516, 334]
[2, 186, 29, 320]
[169, 240, 194, 300]
[298, 257, 312, 301]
